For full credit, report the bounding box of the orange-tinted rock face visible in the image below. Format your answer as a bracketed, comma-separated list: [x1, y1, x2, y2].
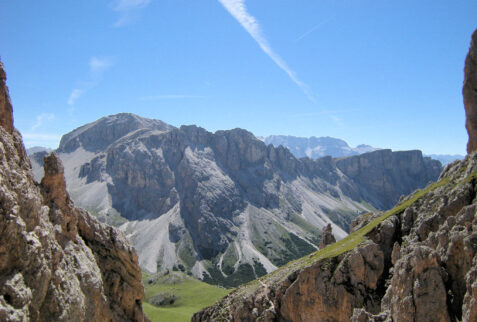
[464, 29, 477, 153]
[0, 61, 14, 134]
[0, 59, 146, 321]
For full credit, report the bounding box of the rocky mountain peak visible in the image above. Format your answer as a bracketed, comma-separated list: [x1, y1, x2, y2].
[465, 29, 477, 153]
[40, 153, 77, 241]
[28, 106, 443, 286]
[58, 112, 175, 153]
[0, 61, 13, 134]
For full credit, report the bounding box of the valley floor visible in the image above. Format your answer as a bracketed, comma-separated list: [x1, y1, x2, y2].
[142, 271, 231, 322]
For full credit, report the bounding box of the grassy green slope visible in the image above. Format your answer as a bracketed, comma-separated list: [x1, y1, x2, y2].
[142, 271, 231, 322]
[205, 173, 463, 315]
[147, 170, 477, 321]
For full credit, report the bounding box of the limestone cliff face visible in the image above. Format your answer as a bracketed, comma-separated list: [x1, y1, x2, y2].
[465, 29, 477, 153]
[336, 149, 442, 209]
[30, 113, 443, 286]
[28, 111, 443, 286]
[0, 61, 146, 321]
[193, 150, 477, 322]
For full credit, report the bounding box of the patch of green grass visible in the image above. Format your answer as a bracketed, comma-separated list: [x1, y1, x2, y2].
[143, 271, 231, 322]
[321, 207, 358, 231]
[203, 262, 258, 288]
[177, 234, 196, 270]
[360, 200, 378, 213]
[143, 302, 191, 322]
[198, 171, 477, 320]
[290, 213, 321, 245]
[272, 176, 451, 275]
[221, 244, 238, 276]
[226, 175, 455, 300]
[249, 213, 317, 267]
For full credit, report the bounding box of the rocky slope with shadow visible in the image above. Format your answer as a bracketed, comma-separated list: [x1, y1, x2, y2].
[192, 29, 477, 322]
[335, 149, 442, 210]
[0, 61, 146, 321]
[193, 153, 477, 321]
[29, 112, 441, 287]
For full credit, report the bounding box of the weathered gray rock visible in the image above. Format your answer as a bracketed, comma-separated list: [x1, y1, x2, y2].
[387, 246, 450, 321]
[194, 151, 477, 322]
[0, 60, 146, 321]
[29, 110, 444, 286]
[336, 149, 442, 209]
[319, 223, 336, 248]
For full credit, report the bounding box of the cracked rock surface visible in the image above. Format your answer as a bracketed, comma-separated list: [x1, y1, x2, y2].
[0, 60, 146, 321]
[193, 149, 477, 322]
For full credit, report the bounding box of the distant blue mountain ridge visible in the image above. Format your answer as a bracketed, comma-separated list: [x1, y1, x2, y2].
[263, 135, 463, 165]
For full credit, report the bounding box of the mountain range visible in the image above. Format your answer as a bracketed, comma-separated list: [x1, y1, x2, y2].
[263, 135, 377, 159]
[29, 113, 442, 286]
[263, 135, 464, 165]
[194, 30, 477, 320]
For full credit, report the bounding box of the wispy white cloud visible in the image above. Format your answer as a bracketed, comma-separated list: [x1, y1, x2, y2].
[67, 57, 114, 106]
[295, 15, 335, 42]
[111, 0, 151, 27]
[218, 0, 315, 102]
[90, 57, 113, 76]
[31, 113, 55, 131]
[67, 89, 84, 106]
[140, 94, 206, 101]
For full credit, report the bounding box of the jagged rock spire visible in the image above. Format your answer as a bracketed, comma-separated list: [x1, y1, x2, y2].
[0, 60, 14, 134]
[41, 153, 69, 209]
[464, 29, 477, 153]
[319, 223, 336, 248]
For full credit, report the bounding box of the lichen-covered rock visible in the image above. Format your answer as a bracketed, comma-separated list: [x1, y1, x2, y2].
[464, 29, 477, 153]
[0, 60, 146, 321]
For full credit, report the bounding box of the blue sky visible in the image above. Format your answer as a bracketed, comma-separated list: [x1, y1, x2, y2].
[1, 0, 476, 155]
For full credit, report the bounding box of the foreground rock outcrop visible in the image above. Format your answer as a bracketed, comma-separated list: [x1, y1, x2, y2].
[0, 61, 146, 320]
[0, 61, 13, 134]
[193, 145, 477, 322]
[465, 29, 477, 153]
